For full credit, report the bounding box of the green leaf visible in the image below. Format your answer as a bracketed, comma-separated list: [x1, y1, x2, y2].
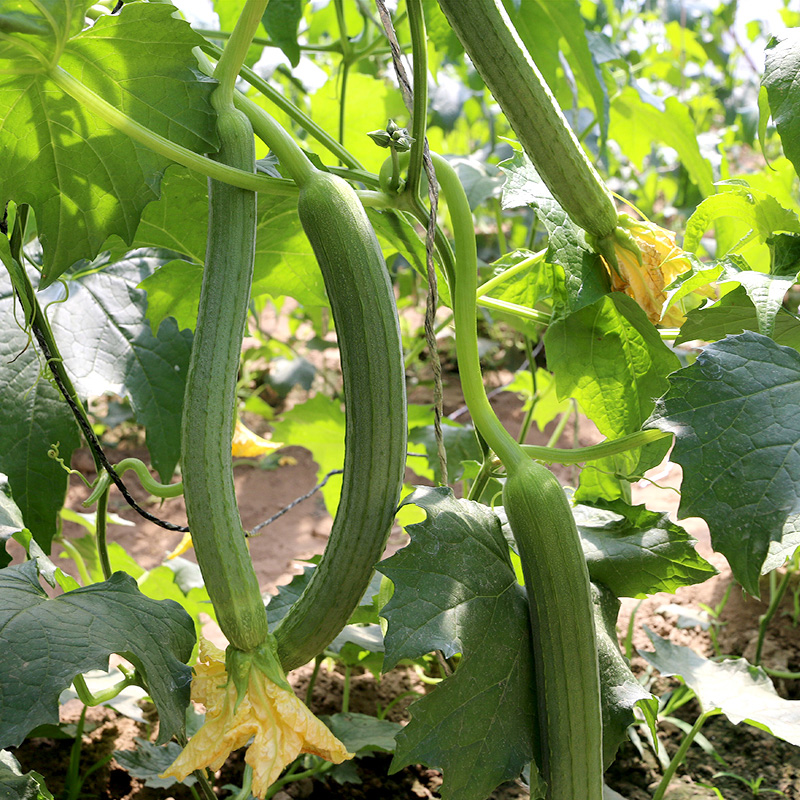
[114, 738, 196, 789]
[499, 150, 608, 312]
[718, 253, 800, 338]
[138, 565, 215, 636]
[641, 628, 800, 746]
[501, 368, 571, 433]
[647, 332, 800, 596]
[408, 420, 481, 484]
[764, 32, 800, 184]
[49, 253, 193, 482]
[0, 749, 53, 800]
[683, 186, 800, 254]
[482, 249, 567, 313]
[137, 260, 203, 335]
[610, 87, 714, 197]
[0, 474, 25, 569]
[0, 561, 194, 748]
[0, 3, 217, 283]
[422, 0, 463, 61]
[592, 583, 653, 768]
[763, 513, 800, 574]
[531, 0, 608, 142]
[320, 712, 402, 755]
[378, 487, 540, 800]
[263, 0, 305, 67]
[574, 502, 717, 598]
[133, 167, 328, 317]
[0, 265, 80, 552]
[574, 433, 673, 505]
[675, 285, 800, 351]
[0, 1, 90, 67]
[269, 394, 345, 515]
[546, 294, 680, 438]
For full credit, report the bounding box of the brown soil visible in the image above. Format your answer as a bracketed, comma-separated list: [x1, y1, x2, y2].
[8, 374, 800, 799]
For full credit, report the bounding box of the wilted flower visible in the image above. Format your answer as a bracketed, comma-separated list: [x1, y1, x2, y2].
[603, 216, 692, 326]
[161, 638, 352, 797]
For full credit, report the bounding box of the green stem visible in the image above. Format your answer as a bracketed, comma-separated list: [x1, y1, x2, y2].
[545, 406, 572, 449]
[404, 0, 429, 199]
[652, 709, 721, 800]
[64, 705, 87, 800]
[517, 339, 538, 443]
[755, 568, 794, 665]
[195, 48, 315, 186]
[520, 429, 670, 465]
[466, 456, 498, 503]
[197, 29, 343, 53]
[476, 295, 552, 327]
[338, 60, 350, 150]
[493, 199, 508, 255]
[73, 671, 135, 706]
[95, 488, 112, 581]
[476, 249, 547, 296]
[305, 655, 324, 708]
[430, 152, 522, 469]
[59, 537, 92, 586]
[83, 457, 184, 507]
[201, 42, 365, 171]
[212, 0, 269, 108]
[48, 67, 297, 196]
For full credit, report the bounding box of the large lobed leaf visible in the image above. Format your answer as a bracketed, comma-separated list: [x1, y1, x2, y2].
[546, 293, 680, 439]
[764, 31, 800, 186]
[500, 150, 609, 312]
[0, 3, 217, 283]
[575, 501, 717, 598]
[378, 487, 540, 800]
[48, 252, 193, 482]
[0, 245, 80, 550]
[0, 560, 194, 748]
[647, 331, 800, 595]
[641, 629, 800, 746]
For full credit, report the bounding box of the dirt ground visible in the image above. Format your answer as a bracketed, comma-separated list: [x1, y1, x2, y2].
[8, 375, 800, 799]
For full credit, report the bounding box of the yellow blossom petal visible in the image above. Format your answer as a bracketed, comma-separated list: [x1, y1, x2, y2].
[604, 217, 693, 326]
[166, 531, 193, 559]
[161, 638, 352, 798]
[232, 419, 283, 458]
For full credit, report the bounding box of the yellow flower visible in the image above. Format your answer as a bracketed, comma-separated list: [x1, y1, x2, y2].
[603, 216, 692, 326]
[161, 638, 352, 797]
[232, 418, 283, 458]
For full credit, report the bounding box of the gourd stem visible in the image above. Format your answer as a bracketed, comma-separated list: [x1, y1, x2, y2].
[652, 709, 721, 800]
[520, 429, 670, 465]
[195, 48, 316, 187]
[211, 0, 270, 109]
[48, 66, 297, 196]
[429, 152, 524, 472]
[405, 0, 429, 199]
[437, 0, 618, 241]
[201, 41, 364, 171]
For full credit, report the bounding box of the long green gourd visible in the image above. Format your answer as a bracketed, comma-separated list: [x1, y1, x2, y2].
[436, 0, 618, 248]
[432, 152, 603, 800]
[181, 89, 270, 653]
[185, 42, 406, 670]
[276, 170, 407, 671]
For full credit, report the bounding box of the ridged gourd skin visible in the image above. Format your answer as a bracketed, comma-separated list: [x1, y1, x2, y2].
[437, 0, 618, 241]
[275, 171, 407, 671]
[181, 107, 269, 654]
[503, 459, 603, 800]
